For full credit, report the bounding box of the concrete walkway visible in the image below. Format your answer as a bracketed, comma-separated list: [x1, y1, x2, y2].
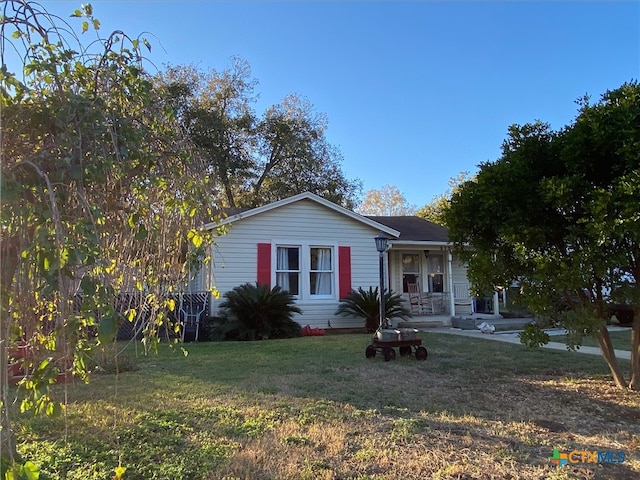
[427, 326, 632, 360]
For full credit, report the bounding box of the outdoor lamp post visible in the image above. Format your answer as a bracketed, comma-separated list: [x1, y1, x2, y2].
[374, 233, 388, 328]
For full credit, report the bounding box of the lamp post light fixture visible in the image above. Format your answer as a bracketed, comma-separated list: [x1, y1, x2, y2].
[374, 233, 388, 329]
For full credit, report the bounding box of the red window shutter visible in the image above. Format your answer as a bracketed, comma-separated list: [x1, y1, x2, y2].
[257, 243, 271, 287]
[338, 246, 352, 299]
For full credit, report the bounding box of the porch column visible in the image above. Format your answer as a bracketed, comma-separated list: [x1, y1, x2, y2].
[447, 250, 455, 316]
[384, 251, 390, 291]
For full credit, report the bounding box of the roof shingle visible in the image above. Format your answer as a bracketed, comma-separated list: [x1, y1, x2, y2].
[365, 216, 449, 242]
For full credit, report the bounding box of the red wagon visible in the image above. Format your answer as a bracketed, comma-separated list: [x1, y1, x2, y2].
[365, 328, 428, 362]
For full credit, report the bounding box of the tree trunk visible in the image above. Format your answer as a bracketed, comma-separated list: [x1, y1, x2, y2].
[628, 309, 640, 390]
[596, 326, 628, 389]
[1, 340, 18, 461]
[1, 234, 20, 460]
[220, 166, 236, 209]
[251, 143, 282, 207]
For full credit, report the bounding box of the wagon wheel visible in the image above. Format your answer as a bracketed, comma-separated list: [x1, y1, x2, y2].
[399, 346, 412, 356]
[383, 347, 396, 362]
[415, 346, 428, 361]
[365, 344, 377, 359]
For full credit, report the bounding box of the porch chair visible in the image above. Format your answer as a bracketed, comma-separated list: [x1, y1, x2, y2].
[408, 283, 427, 315]
[178, 292, 208, 342]
[420, 292, 438, 314]
[453, 283, 474, 315]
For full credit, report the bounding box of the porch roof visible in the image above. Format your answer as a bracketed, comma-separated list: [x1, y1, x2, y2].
[365, 216, 450, 243]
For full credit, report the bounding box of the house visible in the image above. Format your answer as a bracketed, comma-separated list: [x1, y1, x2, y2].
[192, 192, 476, 329]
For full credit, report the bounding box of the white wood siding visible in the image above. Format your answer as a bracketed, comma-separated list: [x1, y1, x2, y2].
[209, 199, 385, 329]
[451, 258, 469, 286]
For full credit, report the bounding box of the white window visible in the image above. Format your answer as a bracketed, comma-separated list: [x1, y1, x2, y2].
[402, 253, 421, 293]
[276, 246, 300, 295]
[427, 254, 445, 293]
[310, 247, 333, 297]
[275, 243, 335, 299]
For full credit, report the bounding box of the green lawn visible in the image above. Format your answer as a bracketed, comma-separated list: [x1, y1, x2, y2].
[10, 332, 640, 480]
[567, 329, 632, 351]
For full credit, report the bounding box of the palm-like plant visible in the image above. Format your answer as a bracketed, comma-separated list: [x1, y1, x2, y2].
[219, 282, 302, 339]
[334, 286, 412, 333]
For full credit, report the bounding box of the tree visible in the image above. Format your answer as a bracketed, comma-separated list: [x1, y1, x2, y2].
[156, 63, 361, 209]
[416, 171, 472, 226]
[1, 0, 216, 466]
[357, 185, 416, 216]
[254, 94, 360, 208]
[157, 59, 257, 209]
[445, 82, 640, 390]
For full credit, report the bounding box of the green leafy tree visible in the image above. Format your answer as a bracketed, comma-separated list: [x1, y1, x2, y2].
[416, 171, 472, 226]
[445, 82, 640, 390]
[156, 63, 361, 209]
[1, 0, 216, 464]
[254, 94, 360, 208]
[157, 58, 257, 209]
[335, 287, 412, 332]
[357, 185, 416, 216]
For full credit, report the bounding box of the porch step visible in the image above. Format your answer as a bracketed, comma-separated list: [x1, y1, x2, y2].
[397, 320, 445, 329]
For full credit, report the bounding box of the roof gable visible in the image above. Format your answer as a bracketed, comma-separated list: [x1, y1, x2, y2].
[203, 192, 401, 238]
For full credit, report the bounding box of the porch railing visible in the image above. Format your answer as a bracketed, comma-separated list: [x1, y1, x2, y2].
[71, 291, 210, 341]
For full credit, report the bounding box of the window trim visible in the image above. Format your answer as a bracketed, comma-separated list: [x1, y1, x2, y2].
[275, 245, 301, 296]
[309, 246, 334, 299]
[402, 253, 422, 293]
[427, 253, 445, 293]
[271, 240, 338, 301]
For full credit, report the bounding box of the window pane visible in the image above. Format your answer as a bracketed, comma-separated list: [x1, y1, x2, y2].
[310, 272, 332, 295]
[403, 274, 419, 293]
[310, 247, 333, 295]
[402, 254, 421, 292]
[286, 248, 299, 270]
[276, 247, 300, 271]
[429, 274, 444, 293]
[311, 247, 331, 270]
[402, 254, 420, 273]
[427, 254, 444, 293]
[277, 272, 299, 295]
[427, 255, 443, 274]
[276, 246, 300, 294]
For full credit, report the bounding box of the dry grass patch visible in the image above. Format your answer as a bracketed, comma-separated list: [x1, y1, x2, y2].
[10, 332, 640, 479]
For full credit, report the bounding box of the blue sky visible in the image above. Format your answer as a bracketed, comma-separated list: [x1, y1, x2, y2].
[34, 1, 640, 207]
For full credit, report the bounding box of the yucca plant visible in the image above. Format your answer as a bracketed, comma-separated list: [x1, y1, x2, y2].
[334, 286, 412, 333]
[218, 283, 302, 340]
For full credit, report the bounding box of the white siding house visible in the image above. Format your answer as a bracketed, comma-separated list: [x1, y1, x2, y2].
[198, 192, 474, 329]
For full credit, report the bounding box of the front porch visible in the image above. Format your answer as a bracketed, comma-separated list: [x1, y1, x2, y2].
[386, 247, 481, 318]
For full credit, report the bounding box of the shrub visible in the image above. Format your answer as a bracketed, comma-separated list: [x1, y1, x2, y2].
[334, 286, 412, 333]
[218, 283, 302, 340]
[518, 323, 551, 348]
